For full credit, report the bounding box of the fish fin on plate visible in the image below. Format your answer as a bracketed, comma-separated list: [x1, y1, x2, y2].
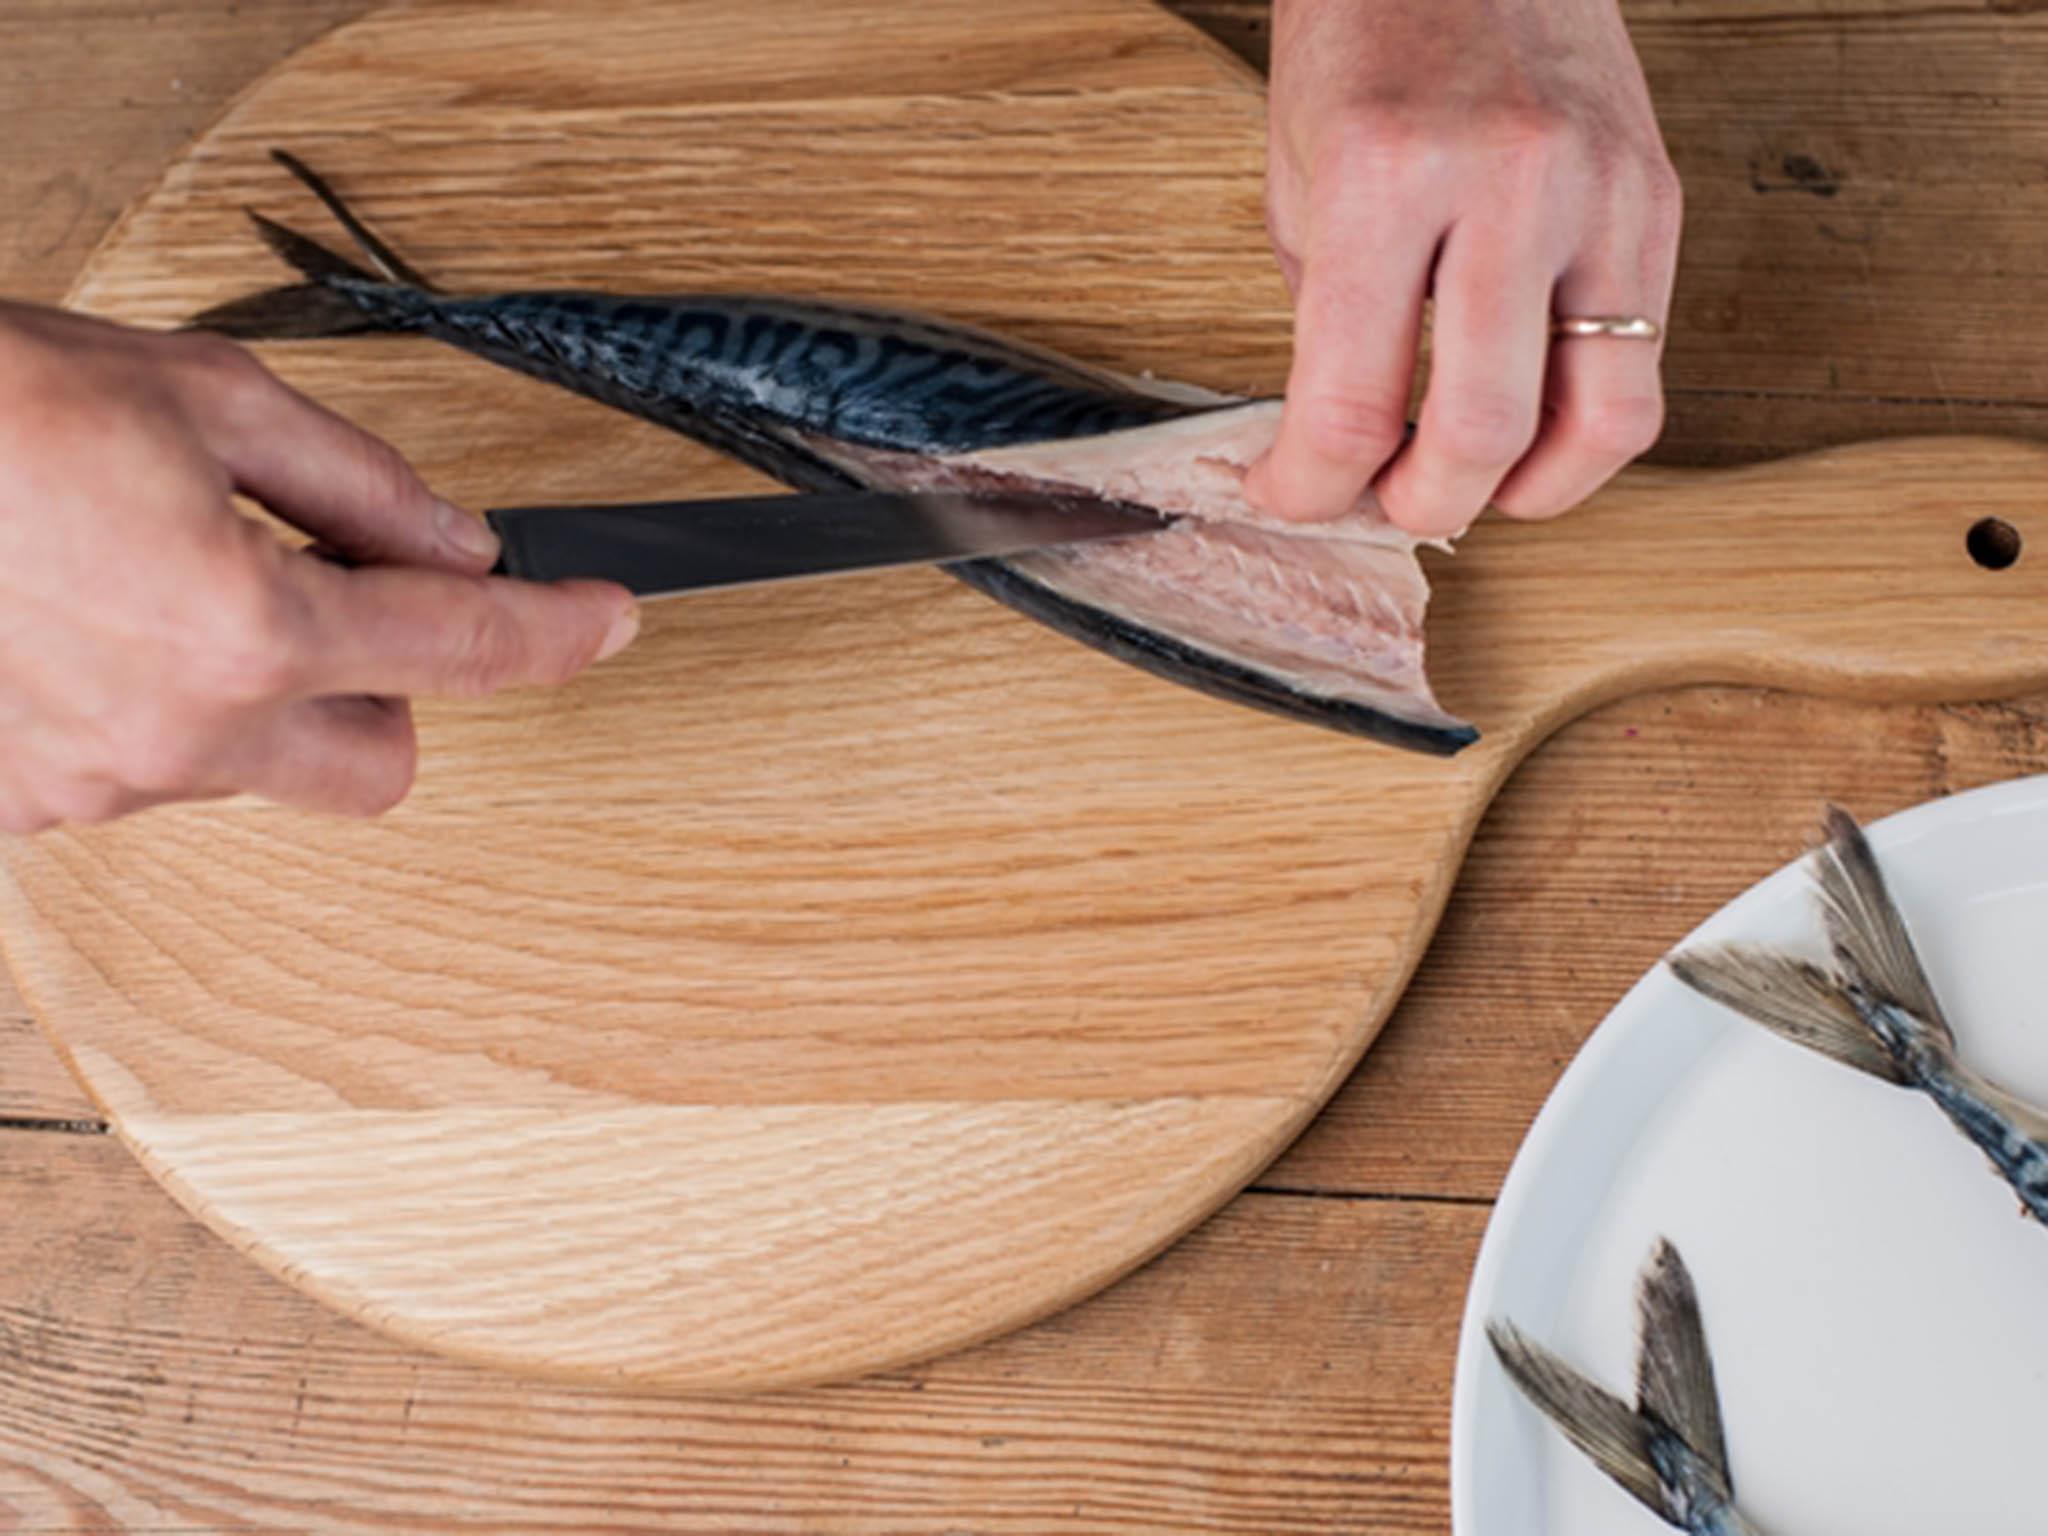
[1811, 805, 1958, 1052]
[1666, 942, 1908, 1084]
[269, 149, 438, 291]
[1634, 1239, 1733, 1489]
[1486, 1319, 1676, 1524]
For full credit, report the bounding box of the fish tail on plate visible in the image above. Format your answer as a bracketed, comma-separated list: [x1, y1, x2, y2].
[1665, 941, 1907, 1084]
[1490, 1240, 1766, 1536]
[1808, 804, 1958, 1056]
[1486, 1317, 1674, 1519]
[1664, 804, 1960, 1085]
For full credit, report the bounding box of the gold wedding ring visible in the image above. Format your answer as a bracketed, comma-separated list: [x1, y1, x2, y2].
[1551, 314, 1663, 341]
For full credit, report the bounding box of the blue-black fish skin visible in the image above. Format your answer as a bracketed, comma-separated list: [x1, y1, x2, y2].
[350, 283, 1196, 459]
[189, 152, 1475, 756]
[1860, 997, 2048, 1223]
[1650, 1434, 1768, 1536]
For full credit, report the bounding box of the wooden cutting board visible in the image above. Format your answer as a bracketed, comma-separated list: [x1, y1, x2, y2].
[9, 0, 2048, 1393]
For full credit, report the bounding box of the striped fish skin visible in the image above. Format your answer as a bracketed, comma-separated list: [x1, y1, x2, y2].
[1859, 998, 2048, 1225]
[1651, 1439, 1768, 1536]
[190, 153, 1474, 754]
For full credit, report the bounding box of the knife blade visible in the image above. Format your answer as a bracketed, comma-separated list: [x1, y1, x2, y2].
[484, 489, 1170, 598]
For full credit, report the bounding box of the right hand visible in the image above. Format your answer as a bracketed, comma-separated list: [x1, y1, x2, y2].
[0, 301, 640, 834]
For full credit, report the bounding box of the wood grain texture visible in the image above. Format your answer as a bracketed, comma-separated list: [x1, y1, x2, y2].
[11, 0, 2048, 1525]
[0, 970, 97, 1128]
[0, 1133, 1472, 1535]
[1266, 686, 2048, 1197]
[4, 0, 1347, 1393]
[0, 1, 369, 307]
[16, 0, 2048, 1395]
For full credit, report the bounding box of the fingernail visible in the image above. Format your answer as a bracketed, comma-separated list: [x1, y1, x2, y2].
[597, 603, 641, 662]
[436, 498, 500, 563]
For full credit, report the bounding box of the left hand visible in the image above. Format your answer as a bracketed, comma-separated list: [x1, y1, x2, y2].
[1246, 0, 1683, 537]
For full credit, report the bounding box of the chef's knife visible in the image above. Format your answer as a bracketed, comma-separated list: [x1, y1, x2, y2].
[484, 489, 1169, 598]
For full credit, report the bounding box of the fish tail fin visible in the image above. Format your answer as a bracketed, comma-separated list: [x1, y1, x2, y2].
[1492, 1241, 1752, 1533]
[1485, 1319, 1677, 1524]
[1666, 941, 1908, 1084]
[1811, 804, 1958, 1053]
[185, 150, 434, 340]
[1634, 1240, 1734, 1496]
[266, 149, 438, 290]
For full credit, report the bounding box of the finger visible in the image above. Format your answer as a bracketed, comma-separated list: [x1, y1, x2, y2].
[1245, 198, 1438, 522]
[170, 336, 500, 572]
[1265, 134, 1306, 298]
[235, 694, 420, 818]
[1373, 219, 1552, 538]
[1491, 232, 1679, 521]
[286, 558, 640, 700]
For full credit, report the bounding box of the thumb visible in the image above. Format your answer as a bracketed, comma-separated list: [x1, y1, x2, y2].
[289, 556, 640, 700]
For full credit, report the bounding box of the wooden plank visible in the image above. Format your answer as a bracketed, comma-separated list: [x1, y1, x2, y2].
[0, 1132, 1471, 1535]
[1165, 1, 1271, 69]
[36, 0, 2048, 1388]
[0, 1, 371, 306]
[0, 0, 2038, 1526]
[1267, 687, 2048, 1198]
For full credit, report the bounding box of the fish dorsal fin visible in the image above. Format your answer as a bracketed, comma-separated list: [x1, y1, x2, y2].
[1486, 1320, 1673, 1523]
[1667, 943, 1908, 1084]
[1812, 805, 1957, 1051]
[1634, 1239, 1732, 1491]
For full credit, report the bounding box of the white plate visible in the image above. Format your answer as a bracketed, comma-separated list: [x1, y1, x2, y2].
[1451, 776, 2048, 1536]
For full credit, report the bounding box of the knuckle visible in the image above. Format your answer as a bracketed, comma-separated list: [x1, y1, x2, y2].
[1376, 480, 1472, 541]
[341, 745, 417, 819]
[347, 430, 427, 524]
[199, 580, 303, 701]
[45, 778, 126, 827]
[115, 714, 209, 796]
[1490, 483, 1572, 522]
[1431, 388, 1539, 467]
[0, 801, 54, 837]
[1481, 105, 1582, 182]
[442, 607, 525, 697]
[1572, 392, 1666, 460]
[176, 539, 309, 702]
[1297, 386, 1410, 462]
[1314, 108, 1426, 186]
[1641, 159, 1686, 245]
[171, 331, 265, 399]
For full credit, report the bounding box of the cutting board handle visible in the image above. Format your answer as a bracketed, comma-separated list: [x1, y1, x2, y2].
[1432, 434, 2048, 755]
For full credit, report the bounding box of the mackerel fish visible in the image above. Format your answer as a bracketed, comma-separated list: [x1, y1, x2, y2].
[191, 152, 1474, 755]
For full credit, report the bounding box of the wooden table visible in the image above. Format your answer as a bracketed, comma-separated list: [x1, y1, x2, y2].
[5, 3, 2047, 1529]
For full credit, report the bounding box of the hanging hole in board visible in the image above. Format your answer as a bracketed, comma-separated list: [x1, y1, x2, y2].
[1968, 517, 2022, 571]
